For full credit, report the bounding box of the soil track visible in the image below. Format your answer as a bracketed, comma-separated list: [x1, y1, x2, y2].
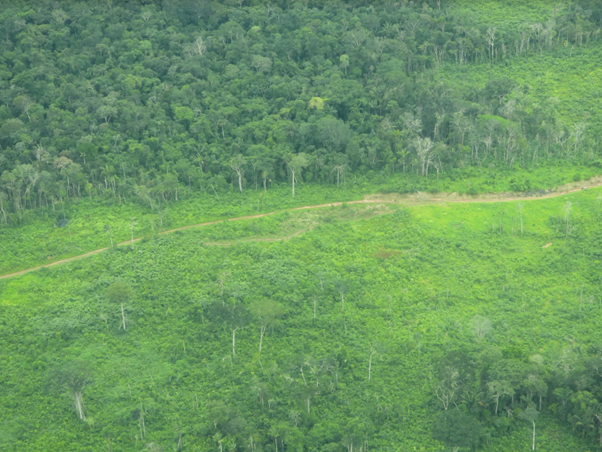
[1, 177, 601, 280]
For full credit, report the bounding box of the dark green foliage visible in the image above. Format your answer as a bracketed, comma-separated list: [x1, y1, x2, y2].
[105, 281, 135, 305]
[0, 0, 600, 225]
[432, 409, 482, 450]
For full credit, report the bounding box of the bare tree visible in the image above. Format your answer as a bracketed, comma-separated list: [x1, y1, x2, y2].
[194, 36, 207, 55]
[435, 366, 460, 410]
[571, 122, 587, 155]
[415, 137, 434, 177]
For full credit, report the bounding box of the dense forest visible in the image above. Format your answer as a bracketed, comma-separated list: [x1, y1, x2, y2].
[3, 1, 602, 451]
[1, 0, 602, 223]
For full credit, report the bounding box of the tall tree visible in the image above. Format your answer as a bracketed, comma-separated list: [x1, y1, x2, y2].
[250, 299, 284, 353]
[106, 281, 135, 331]
[286, 153, 309, 198]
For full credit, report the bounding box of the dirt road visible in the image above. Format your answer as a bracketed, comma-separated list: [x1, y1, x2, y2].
[1, 178, 600, 280]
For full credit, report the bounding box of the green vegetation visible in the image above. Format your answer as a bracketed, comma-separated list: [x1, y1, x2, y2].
[3, 0, 602, 451]
[2, 164, 600, 276]
[2, 188, 602, 451]
[1, 0, 602, 227]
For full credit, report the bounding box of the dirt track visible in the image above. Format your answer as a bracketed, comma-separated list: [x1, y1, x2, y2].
[1, 177, 601, 280]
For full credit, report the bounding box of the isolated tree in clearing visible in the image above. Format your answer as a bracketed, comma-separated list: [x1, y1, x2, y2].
[250, 299, 284, 353]
[53, 361, 92, 422]
[106, 281, 135, 331]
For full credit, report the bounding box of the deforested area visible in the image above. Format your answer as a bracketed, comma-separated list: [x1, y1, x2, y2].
[2, 1, 602, 451]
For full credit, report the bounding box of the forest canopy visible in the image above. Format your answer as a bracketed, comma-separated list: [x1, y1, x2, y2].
[1, 0, 601, 223]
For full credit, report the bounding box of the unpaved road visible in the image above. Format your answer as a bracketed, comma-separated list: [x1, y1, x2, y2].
[1, 178, 600, 280]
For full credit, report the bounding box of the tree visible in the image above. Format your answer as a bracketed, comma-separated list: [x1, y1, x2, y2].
[250, 299, 284, 353]
[432, 410, 482, 452]
[317, 117, 352, 152]
[487, 380, 514, 415]
[368, 346, 376, 382]
[526, 374, 548, 410]
[210, 299, 250, 356]
[97, 105, 117, 123]
[339, 54, 350, 74]
[331, 154, 348, 188]
[334, 279, 349, 312]
[13, 95, 34, 121]
[309, 97, 326, 110]
[106, 282, 135, 331]
[332, 163, 346, 187]
[228, 154, 246, 193]
[53, 361, 92, 421]
[470, 316, 492, 344]
[519, 406, 539, 450]
[415, 137, 434, 177]
[251, 55, 272, 73]
[286, 153, 309, 198]
[174, 106, 194, 124]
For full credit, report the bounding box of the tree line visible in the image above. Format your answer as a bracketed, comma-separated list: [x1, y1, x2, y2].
[431, 316, 602, 451]
[1, 0, 601, 224]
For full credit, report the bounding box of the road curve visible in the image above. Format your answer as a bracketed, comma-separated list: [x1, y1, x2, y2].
[1, 181, 600, 280]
